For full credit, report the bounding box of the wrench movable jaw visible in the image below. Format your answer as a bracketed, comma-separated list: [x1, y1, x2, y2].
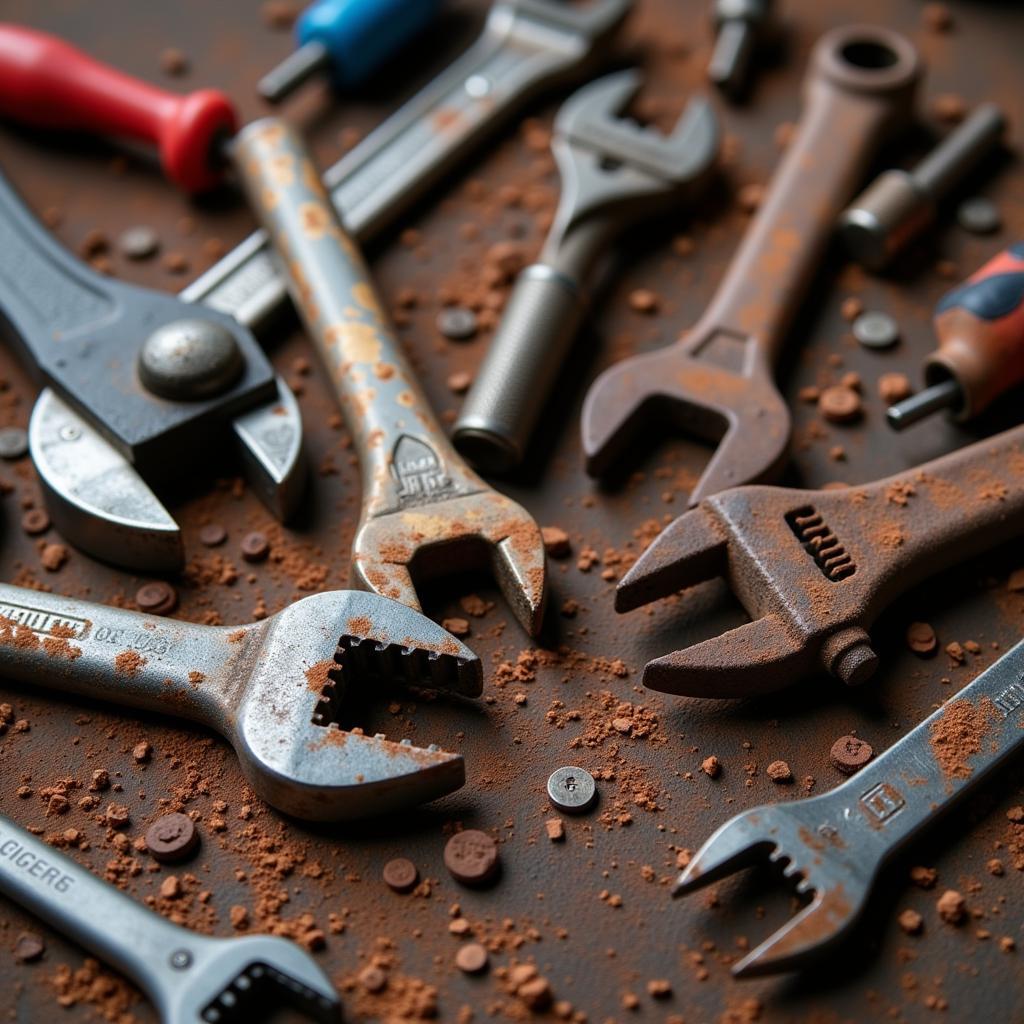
[165, 934, 341, 1023]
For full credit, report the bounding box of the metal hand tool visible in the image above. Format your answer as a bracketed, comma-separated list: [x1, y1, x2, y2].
[675, 636, 1024, 977]
[259, 0, 442, 103]
[839, 103, 1007, 271]
[0, 166, 302, 572]
[0, 814, 341, 1022]
[581, 25, 920, 502]
[708, 0, 774, 100]
[0, 817, 340, 1023]
[452, 70, 719, 474]
[0, 581, 481, 819]
[616, 423, 1024, 697]
[888, 243, 1024, 430]
[233, 119, 547, 636]
[183, 0, 631, 333]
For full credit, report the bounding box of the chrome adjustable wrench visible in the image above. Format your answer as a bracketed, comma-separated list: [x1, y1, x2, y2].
[0, 166, 303, 572]
[0, 814, 341, 1022]
[233, 119, 547, 636]
[675, 636, 1024, 977]
[183, 0, 631, 330]
[0, 582, 481, 820]
[452, 70, 719, 473]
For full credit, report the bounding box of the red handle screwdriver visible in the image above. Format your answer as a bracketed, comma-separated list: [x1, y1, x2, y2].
[887, 242, 1024, 429]
[0, 24, 236, 193]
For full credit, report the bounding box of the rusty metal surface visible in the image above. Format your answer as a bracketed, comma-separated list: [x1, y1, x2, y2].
[0, 1, 1022, 1022]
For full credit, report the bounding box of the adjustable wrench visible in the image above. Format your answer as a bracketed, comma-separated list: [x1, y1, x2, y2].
[675, 636, 1024, 977]
[233, 119, 547, 636]
[581, 25, 920, 502]
[0, 582, 481, 820]
[0, 816, 340, 1023]
[183, 0, 631, 330]
[616, 423, 1024, 697]
[452, 70, 719, 474]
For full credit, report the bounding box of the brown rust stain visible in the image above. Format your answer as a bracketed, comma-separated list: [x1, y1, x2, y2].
[114, 650, 146, 677]
[929, 696, 1001, 780]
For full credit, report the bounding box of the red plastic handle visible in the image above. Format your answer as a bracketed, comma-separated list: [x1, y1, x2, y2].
[0, 24, 237, 193]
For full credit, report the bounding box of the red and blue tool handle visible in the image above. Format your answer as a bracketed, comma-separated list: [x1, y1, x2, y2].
[0, 24, 237, 193]
[298, 0, 442, 88]
[930, 243, 1024, 416]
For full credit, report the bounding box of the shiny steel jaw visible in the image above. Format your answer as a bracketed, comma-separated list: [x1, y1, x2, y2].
[28, 378, 305, 572]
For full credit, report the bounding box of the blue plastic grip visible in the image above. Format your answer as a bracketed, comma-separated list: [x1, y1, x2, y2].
[297, 0, 442, 88]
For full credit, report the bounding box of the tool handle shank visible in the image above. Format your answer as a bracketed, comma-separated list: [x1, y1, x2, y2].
[929, 242, 1024, 416]
[0, 23, 236, 192]
[0, 582, 242, 729]
[816, 637, 1024, 858]
[453, 264, 586, 471]
[233, 118, 483, 516]
[0, 814, 196, 999]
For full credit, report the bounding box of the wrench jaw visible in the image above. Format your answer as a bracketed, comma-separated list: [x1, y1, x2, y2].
[232, 591, 481, 821]
[351, 492, 548, 638]
[676, 805, 871, 979]
[582, 344, 791, 503]
[168, 935, 341, 1023]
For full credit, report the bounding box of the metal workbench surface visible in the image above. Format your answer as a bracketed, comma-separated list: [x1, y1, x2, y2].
[0, 1, 1022, 1021]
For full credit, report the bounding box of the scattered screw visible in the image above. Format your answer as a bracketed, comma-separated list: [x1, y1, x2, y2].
[135, 581, 178, 616]
[145, 812, 200, 864]
[546, 766, 597, 815]
[437, 307, 478, 341]
[382, 857, 419, 894]
[444, 829, 500, 887]
[956, 196, 1001, 235]
[0, 426, 28, 460]
[853, 311, 900, 350]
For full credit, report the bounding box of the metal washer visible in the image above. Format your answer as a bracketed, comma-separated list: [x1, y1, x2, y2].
[852, 311, 900, 350]
[547, 766, 597, 814]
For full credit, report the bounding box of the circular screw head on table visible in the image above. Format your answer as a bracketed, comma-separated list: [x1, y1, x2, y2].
[956, 196, 1001, 235]
[853, 311, 900, 349]
[0, 426, 28, 460]
[138, 319, 243, 401]
[444, 829, 500, 887]
[547, 766, 597, 814]
[135, 581, 179, 616]
[145, 812, 199, 863]
[437, 306, 479, 341]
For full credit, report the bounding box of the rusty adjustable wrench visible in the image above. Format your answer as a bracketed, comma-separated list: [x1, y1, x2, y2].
[616, 423, 1024, 697]
[0, 582, 481, 820]
[233, 120, 547, 635]
[581, 25, 920, 502]
[675, 636, 1024, 977]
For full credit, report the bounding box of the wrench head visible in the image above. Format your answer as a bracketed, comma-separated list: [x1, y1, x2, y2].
[674, 801, 872, 977]
[169, 933, 340, 1023]
[616, 486, 881, 697]
[233, 590, 482, 820]
[352, 490, 548, 638]
[557, 69, 720, 190]
[582, 342, 791, 505]
[508, 0, 632, 44]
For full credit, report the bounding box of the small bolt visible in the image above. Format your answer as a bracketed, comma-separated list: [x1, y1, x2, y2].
[170, 949, 192, 969]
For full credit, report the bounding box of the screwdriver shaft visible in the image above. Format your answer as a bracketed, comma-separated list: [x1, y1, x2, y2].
[886, 377, 961, 430]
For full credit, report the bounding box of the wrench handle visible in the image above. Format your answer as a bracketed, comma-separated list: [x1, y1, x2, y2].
[0, 814, 198, 1000]
[0, 23, 236, 192]
[685, 25, 919, 363]
[0, 583, 240, 730]
[233, 118, 483, 517]
[453, 265, 587, 473]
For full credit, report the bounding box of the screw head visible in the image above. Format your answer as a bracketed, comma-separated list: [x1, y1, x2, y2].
[547, 766, 597, 815]
[169, 949, 192, 969]
[138, 319, 243, 401]
[852, 311, 899, 349]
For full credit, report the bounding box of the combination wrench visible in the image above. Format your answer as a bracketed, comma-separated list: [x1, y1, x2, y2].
[452, 69, 719, 474]
[675, 636, 1024, 977]
[581, 25, 921, 503]
[233, 119, 547, 636]
[0, 583, 481, 820]
[0, 814, 340, 1022]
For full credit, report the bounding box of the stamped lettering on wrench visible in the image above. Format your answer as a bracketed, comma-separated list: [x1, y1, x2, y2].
[391, 436, 455, 506]
[0, 601, 89, 639]
[994, 675, 1024, 717]
[859, 782, 905, 824]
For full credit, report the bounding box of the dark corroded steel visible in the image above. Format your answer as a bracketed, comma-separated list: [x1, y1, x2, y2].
[232, 118, 548, 637]
[0, 582, 481, 819]
[617, 423, 1024, 696]
[675, 637, 1024, 976]
[582, 24, 920, 503]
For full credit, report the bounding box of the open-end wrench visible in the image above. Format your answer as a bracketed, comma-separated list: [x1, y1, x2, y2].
[0, 816, 341, 1023]
[0, 178, 304, 571]
[183, 0, 631, 332]
[452, 70, 719, 474]
[675, 636, 1024, 977]
[233, 119, 547, 636]
[0, 582, 481, 820]
[616, 423, 1024, 697]
[581, 25, 920, 503]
